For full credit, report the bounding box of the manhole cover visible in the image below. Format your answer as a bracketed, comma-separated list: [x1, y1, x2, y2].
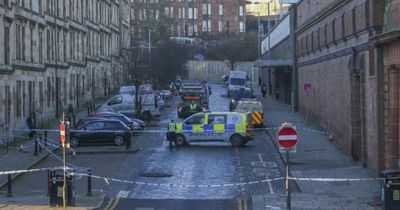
[139, 172, 172, 177]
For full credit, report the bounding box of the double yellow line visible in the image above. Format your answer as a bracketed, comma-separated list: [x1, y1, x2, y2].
[103, 198, 120, 210]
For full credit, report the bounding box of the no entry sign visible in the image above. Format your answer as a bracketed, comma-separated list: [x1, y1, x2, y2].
[277, 124, 298, 149]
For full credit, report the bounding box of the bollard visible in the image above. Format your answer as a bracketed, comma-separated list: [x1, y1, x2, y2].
[72, 115, 76, 128]
[87, 168, 92, 196]
[44, 131, 48, 148]
[34, 136, 38, 156]
[7, 174, 12, 197]
[39, 133, 42, 153]
[47, 169, 50, 196]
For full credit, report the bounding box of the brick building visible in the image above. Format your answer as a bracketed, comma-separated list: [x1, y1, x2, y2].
[373, 0, 400, 171]
[0, 0, 131, 131]
[294, 0, 384, 174]
[131, 0, 246, 41]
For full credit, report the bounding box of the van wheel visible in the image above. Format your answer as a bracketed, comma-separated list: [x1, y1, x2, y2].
[142, 111, 152, 122]
[230, 134, 244, 147]
[176, 134, 188, 146]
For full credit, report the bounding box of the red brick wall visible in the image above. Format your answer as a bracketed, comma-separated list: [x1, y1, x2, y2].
[295, 0, 382, 173]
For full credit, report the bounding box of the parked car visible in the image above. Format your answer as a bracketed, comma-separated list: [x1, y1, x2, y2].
[159, 90, 172, 100]
[92, 113, 144, 131]
[156, 94, 165, 110]
[102, 94, 161, 121]
[74, 117, 108, 129]
[91, 105, 118, 115]
[89, 111, 145, 129]
[119, 85, 135, 95]
[70, 119, 131, 147]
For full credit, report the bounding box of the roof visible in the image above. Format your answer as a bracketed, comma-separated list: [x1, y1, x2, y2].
[253, 59, 292, 67]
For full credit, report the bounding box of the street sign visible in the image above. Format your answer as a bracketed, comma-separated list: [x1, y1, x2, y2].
[60, 121, 65, 144]
[303, 83, 312, 91]
[277, 123, 298, 149]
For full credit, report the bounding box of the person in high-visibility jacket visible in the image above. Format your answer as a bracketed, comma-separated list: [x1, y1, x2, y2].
[167, 119, 178, 150]
[189, 100, 198, 111]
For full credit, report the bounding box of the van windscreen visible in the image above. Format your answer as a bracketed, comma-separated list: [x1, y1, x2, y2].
[230, 78, 246, 86]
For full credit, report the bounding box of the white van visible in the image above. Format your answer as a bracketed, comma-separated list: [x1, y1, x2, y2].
[227, 71, 248, 97]
[102, 94, 160, 121]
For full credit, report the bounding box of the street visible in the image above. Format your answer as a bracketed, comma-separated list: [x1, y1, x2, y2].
[0, 1, 392, 209]
[4, 84, 287, 210]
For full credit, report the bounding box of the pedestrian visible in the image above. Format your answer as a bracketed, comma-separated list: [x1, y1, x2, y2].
[26, 112, 36, 139]
[190, 100, 198, 112]
[167, 119, 179, 150]
[275, 86, 279, 100]
[261, 83, 267, 98]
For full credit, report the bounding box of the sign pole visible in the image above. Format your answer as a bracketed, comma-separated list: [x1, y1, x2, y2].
[277, 122, 298, 210]
[286, 149, 291, 210]
[62, 113, 66, 208]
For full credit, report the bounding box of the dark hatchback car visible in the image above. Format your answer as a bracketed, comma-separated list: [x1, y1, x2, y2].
[91, 112, 144, 131]
[74, 117, 108, 129]
[70, 119, 131, 147]
[92, 113, 140, 131]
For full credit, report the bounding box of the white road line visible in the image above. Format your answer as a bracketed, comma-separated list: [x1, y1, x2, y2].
[257, 154, 263, 162]
[267, 180, 274, 194]
[117, 190, 130, 198]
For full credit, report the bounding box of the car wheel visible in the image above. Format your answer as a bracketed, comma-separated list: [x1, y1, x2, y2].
[71, 137, 79, 148]
[176, 134, 188, 146]
[142, 111, 152, 122]
[114, 135, 125, 146]
[230, 134, 244, 147]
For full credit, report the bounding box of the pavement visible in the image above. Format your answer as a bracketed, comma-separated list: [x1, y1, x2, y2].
[254, 88, 382, 209]
[0, 99, 138, 209]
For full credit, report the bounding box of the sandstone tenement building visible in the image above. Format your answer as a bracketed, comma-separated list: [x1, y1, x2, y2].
[0, 0, 131, 130]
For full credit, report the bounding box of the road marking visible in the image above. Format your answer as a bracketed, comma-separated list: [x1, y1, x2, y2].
[109, 198, 120, 210]
[258, 154, 263, 162]
[117, 190, 130, 198]
[104, 198, 116, 210]
[267, 179, 274, 194]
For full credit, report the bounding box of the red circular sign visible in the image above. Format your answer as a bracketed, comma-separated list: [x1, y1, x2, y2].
[277, 126, 298, 149]
[60, 121, 65, 143]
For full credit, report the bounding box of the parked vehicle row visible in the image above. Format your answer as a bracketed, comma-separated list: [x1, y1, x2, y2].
[70, 83, 172, 147]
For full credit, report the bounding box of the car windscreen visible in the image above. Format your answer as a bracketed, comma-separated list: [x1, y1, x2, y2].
[237, 103, 263, 112]
[230, 78, 246, 86]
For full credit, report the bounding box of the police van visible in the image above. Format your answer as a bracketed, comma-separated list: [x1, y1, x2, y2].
[174, 112, 254, 147]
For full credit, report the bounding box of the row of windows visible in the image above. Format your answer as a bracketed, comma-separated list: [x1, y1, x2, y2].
[174, 19, 244, 35]
[297, 3, 368, 57]
[2, 0, 118, 28]
[3, 17, 119, 66]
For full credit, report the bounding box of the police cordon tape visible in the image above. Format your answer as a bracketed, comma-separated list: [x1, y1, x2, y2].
[0, 166, 396, 187]
[70, 172, 286, 187]
[69, 172, 397, 188]
[37, 141, 87, 173]
[0, 166, 65, 176]
[10, 127, 329, 135]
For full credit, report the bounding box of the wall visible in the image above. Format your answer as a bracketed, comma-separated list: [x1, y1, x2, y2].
[295, 0, 381, 173]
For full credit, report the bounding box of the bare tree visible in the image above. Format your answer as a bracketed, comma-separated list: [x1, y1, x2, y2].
[152, 42, 194, 87]
[206, 33, 258, 69]
[121, 47, 154, 118]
